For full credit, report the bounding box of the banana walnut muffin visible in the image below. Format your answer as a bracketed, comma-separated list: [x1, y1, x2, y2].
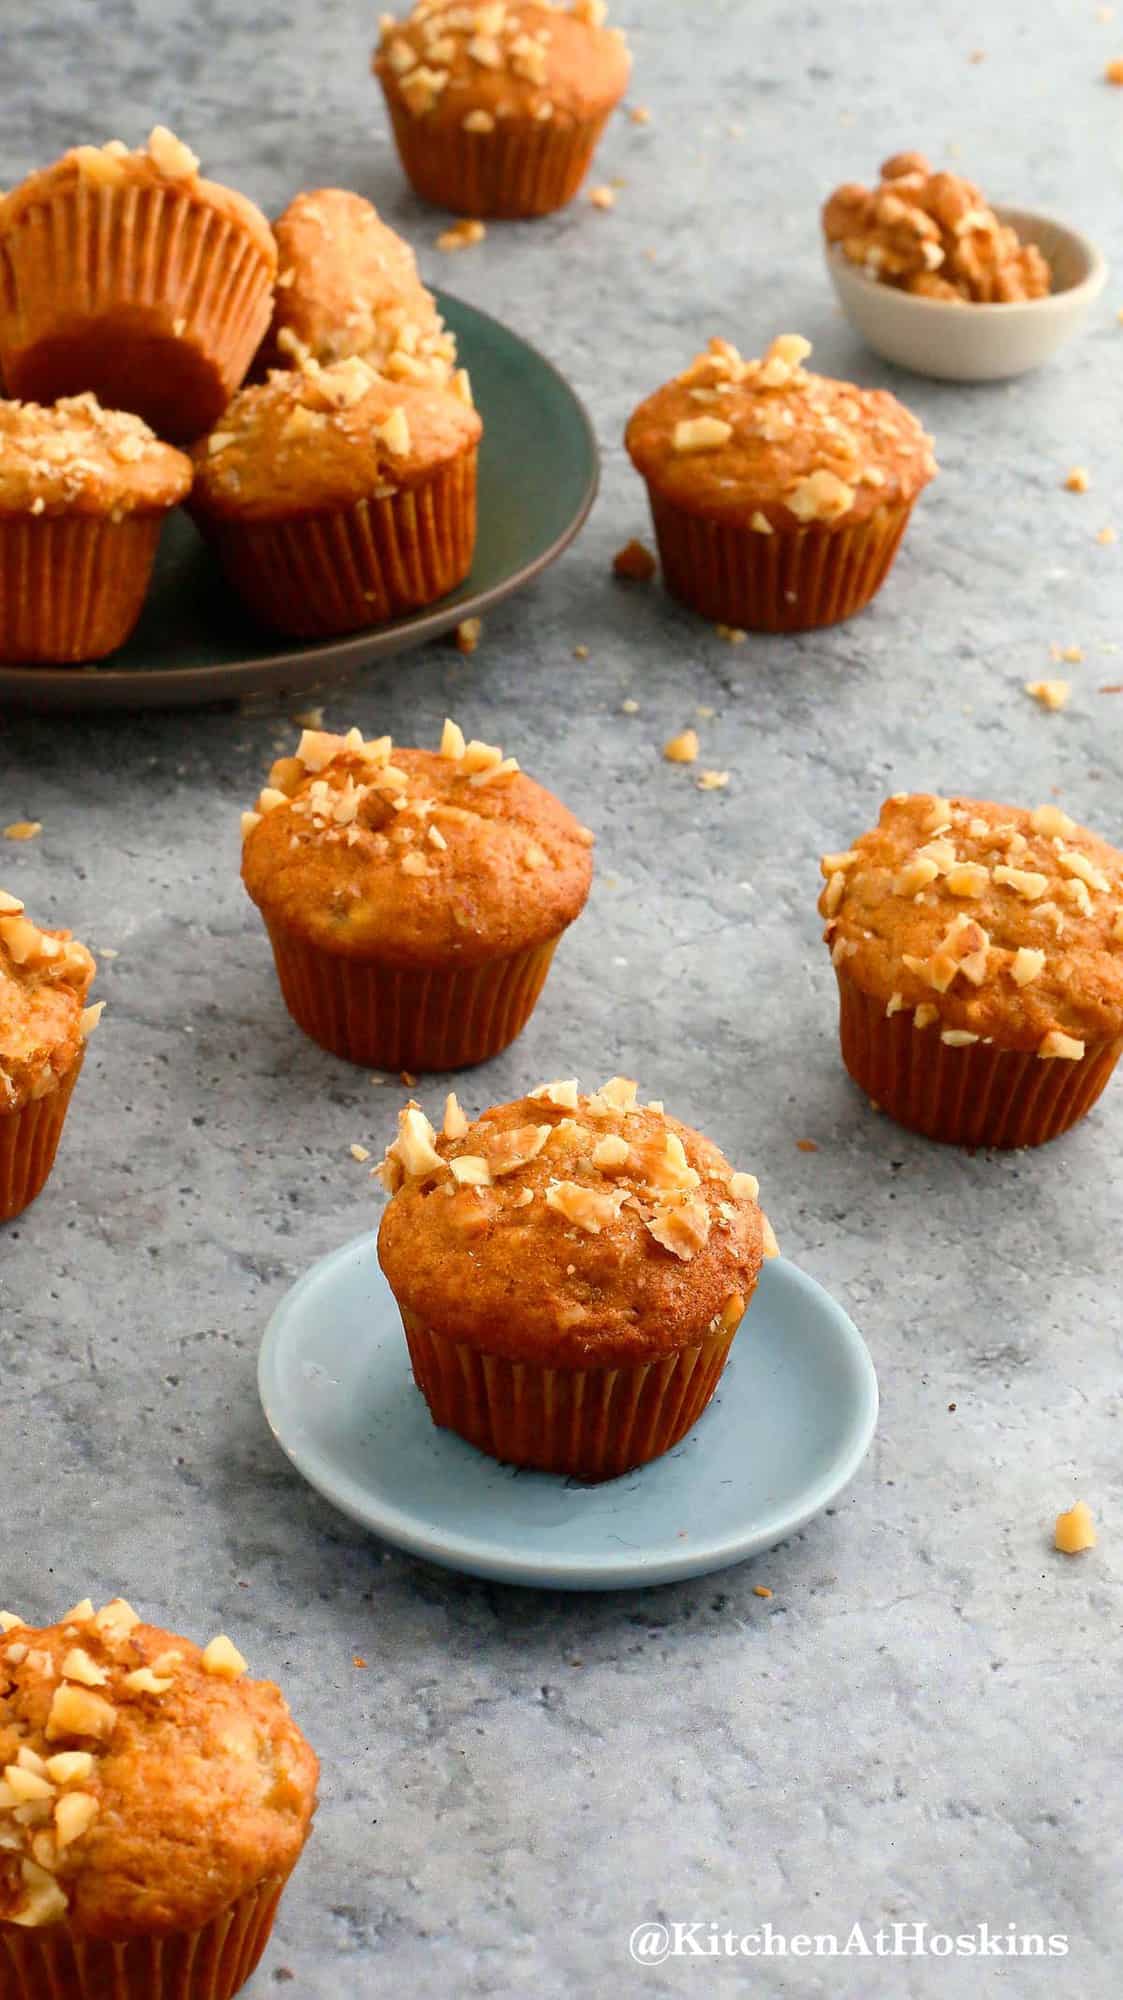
[0, 1596, 317, 2000]
[241, 720, 594, 1071]
[819, 792, 1123, 1146]
[258, 187, 458, 384]
[0, 394, 192, 664]
[625, 333, 937, 632]
[374, 1, 631, 217]
[377, 1076, 776, 1478]
[822, 151, 1051, 304]
[0, 891, 101, 1221]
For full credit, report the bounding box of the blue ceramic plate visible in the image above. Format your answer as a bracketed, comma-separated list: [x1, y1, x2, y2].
[258, 1234, 878, 1591]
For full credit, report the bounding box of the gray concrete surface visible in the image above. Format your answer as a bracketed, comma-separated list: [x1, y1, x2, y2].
[2, 2, 1121, 1993]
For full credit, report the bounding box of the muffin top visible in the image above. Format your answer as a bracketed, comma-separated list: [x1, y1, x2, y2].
[0, 1597, 317, 1938]
[0, 396, 193, 519]
[625, 335, 937, 528]
[374, 1, 631, 127]
[189, 356, 480, 521]
[241, 720, 594, 965]
[0, 129, 275, 267]
[820, 793, 1123, 1055]
[260, 188, 457, 386]
[377, 1077, 774, 1366]
[0, 894, 101, 1116]
[823, 151, 1051, 304]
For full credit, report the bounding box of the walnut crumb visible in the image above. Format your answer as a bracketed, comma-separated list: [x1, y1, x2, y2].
[1055, 1500, 1096, 1552]
[629, 104, 651, 123]
[715, 625, 747, 644]
[1025, 679, 1070, 710]
[3, 821, 42, 841]
[1105, 57, 1123, 82]
[436, 219, 486, 252]
[612, 539, 656, 581]
[350, 1144, 371, 1163]
[697, 770, 729, 791]
[588, 185, 616, 209]
[1064, 466, 1090, 492]
[663, 728, 699, 764]
[455, 617, 482, 654]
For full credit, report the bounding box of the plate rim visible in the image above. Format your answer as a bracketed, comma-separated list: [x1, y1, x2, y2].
[258, 1232, 880, 1591]
[0, 290, 600, 713]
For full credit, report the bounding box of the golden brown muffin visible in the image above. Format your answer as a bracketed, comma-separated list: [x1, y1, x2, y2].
[258, 188, 457, 385]
[0, 129, 277, 441]
[823, 152, 1051, 303]
[0, 891, 101, 1221]
[241, 720, 594, 1069]
[625, 333, 937, 632]
[819, 792, 1123, 1146]
[188, 354, 481, 635]
[0, 394, 192, 663]
[373, 1, 631, 218]
[0, 1596, 317, 1999]
[376, 1076, 776, 1477]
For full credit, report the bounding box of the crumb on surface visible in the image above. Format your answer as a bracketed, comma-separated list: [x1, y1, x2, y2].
[621, 697, 639, 713]
[1054, 1500, 1096, 1553]
[436, 218, 486, 251]
[796, 1138, 819, 1152]
[352, 1655, 369, 1669]
[663, 727, 699, 764]
[573, 644, 589, 659]
[401, 1071, 417, 1087]
[1105, 56, 1123, 81]
[291, 706, 324, 728]
[350, 1144, 371, 1163]
[455, 616, 482, 654]
[612, 538, 656, 581]
[715, 624, 747, 644]
[696, 769, 729, 791]
[629, 104, 651, 123]
[753, 1585, 773, 1599]
[1096, 525, 1116, 545]
[589, 184, 615, 209]
[1025, 679, 1071, 710]
[2, 821, 42, 841]
[1064, 466, 1090, 492]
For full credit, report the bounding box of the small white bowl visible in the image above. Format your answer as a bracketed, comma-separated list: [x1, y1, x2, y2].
[824, 205, 1108, 382]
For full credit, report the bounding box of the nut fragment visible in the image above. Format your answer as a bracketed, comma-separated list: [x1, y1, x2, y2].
[1054, 1499, 1096, 1552]
[436, 218, 486, 252]
[60, 1649, 108, 1689]
[663, 728, 699, 764]
[201, 1635, 248, 1681]
[1025, 679, 1070, 711]
[54, 1793, 99, 1850]
[545, 1180, 628, 1234]
[1038, 1029, 1085, 1060]
[1011, 946, 1046, 986]
[672, 416, 733, 453]
[91, 1599, 140, 1640]
[613, 539, 657, 581]
[45, 1685, 117, 1743]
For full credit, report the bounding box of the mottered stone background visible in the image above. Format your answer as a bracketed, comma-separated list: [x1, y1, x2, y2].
[2, 2, 1121, 1994]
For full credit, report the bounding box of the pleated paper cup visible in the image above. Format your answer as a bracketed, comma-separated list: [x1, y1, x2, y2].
[0, 1058, 83, 1222]
[0, 513, 162, 664]
[645, 490, 914, 633]
[835, 968, 1123, 1149]
[263, 920, 558, 1072]
[399, 1305, 741, 1481]
[194, 449, 478, 639]
[0, 1876, 284, 2000]
[0, 178, 275, 441]
[381, 95, 613, 218]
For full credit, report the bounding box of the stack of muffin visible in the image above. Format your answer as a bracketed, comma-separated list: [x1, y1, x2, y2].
[0, 134, 481, 665]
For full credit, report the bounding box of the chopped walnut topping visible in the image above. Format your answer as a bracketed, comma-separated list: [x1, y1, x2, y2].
[786, 469, 855, 524]
[91, 1598, 140, 1639]
[122, 1666, 175, 1695]
[443, 1092, 469, 1140]
[945, 861, 989, 898]
[1057, 846, 1110, 894]
[545, 1180, 629, 1234]
[644, 1194, 711, 1260]
[463, 108, 496, 132]
[1029, 804, 1076, 837]
[1011, 946, 1046, 986]
[45, 1685, 117, 1743]
[1038, 1029, 1085, 1060]
[146, 125, 200, 179]
[450, 1154, 492, 1187]
[43, 1753, 94, 1787]
[940, 1028, 979, 1047]
[530, 1078, 580, 1110]
[592, 1134, 631, 1171]
[729, 1170, 759, 1201]
[663, 728, 699, 764]
[60, 1648, 108, 1689]
[54, 1792, 98, 1849]
[994, 863, 1049, 901]
[914, 1003, 939, 1029]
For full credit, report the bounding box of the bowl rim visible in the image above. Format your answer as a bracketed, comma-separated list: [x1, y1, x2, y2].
[824, 204, 1108, 315]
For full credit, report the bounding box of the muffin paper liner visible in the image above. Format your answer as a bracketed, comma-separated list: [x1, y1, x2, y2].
[0, 514, 162, 664]
[0, 1877, 283, 2000]
[263, 921, 557, 1071]
[0, 178, 275, 440]
[195, 449, 478, 638]
[381, 96, 613, 218]
[645, 491, 914, 633]
[398, 1305, 742, 1481]
[835, 969, 1123, 1148]
[0, 1059, 82, 1222]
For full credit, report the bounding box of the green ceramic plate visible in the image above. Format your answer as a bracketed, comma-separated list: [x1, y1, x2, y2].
[0, 293, 598, 713]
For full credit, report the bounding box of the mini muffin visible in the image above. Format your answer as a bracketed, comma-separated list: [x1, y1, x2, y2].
[625, 333, 937, 633]
[1, 891, 101, 1220]
[377, 1076, 775, 1479]
[0, 1595, 317, 2000]
[0, 129, 276, 442]
[258, 188, 457, 385]
[819, 792, 1123, 1147]
[823, 151, 1051, 303]
[0, 394, 192, 664]
[241, 720, 594, 1070]
[373, 1, 631, 219]
[188, 355, 480, 636]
